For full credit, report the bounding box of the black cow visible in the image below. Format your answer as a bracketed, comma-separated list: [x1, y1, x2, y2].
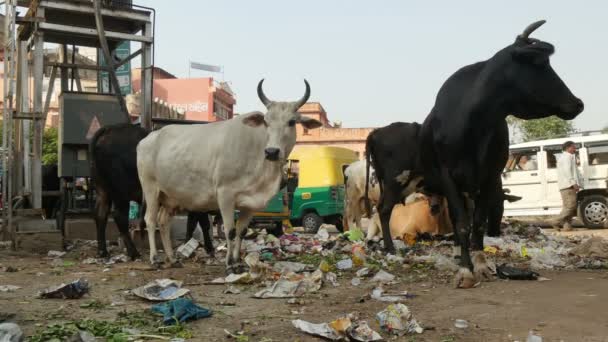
[90, 123, 214, 260]
[418, 20, 583, 287]
[364, 122, 522, 250]
[41, 164, 61, 219]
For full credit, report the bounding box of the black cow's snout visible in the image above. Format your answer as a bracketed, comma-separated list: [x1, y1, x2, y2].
[561, 98, 584, 115]
[265, 148, 280, 161]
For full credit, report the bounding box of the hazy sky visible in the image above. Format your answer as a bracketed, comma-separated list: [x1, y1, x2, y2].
[137, 0, 607, 131]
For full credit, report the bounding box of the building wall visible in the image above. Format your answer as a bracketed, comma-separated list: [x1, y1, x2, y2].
[295, 102, 374, 160]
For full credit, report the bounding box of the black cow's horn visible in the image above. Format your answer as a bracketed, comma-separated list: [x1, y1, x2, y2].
[257, 79, 271, 107]
[294, 79, 311, 109]
[519, 20, 546, 39]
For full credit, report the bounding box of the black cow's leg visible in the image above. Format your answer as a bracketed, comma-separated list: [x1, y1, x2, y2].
[113, 200, 140, 260]
[198, 213, 214, 257]
[377, 187, 398, 254]
[486, 183, 504, 237]
[94, 189, 111, 258]
[186, 212, 197, 241]
[439, 168, 475, 288]
[471, 195, 488, 251]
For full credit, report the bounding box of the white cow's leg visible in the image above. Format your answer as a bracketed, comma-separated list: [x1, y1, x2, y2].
[218, 196, 236, 272]
[158, 207, 179, 267]
[232, 210, 253, 273]
[142, 189, 161, 266]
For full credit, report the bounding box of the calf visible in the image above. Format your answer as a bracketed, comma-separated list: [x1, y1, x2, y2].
[136, 80, 322, 271]
[418, 20, 583, 287]
[344, 160, 380, 230]
[90, 123, 215, 260]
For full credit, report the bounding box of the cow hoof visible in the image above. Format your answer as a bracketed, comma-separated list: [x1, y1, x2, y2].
[472, 252, 495, 282]
[129, 253, 141, 261]
[97, 251, 110, 259]
[231, 262, 248, 274]
[454, 267, 477, 289]
[169, 261, 183, 268]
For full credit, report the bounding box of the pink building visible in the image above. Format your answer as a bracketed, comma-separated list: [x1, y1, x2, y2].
[132, 67, 235, 122]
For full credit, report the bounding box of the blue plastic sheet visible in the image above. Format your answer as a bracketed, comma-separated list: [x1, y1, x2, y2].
[151, 298, 212, 325]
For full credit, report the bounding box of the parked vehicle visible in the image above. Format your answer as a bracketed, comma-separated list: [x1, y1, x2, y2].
[502, 134, 608, 228]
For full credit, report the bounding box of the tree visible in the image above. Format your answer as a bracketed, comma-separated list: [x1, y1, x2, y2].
[42, 127, 58, 165]
[507, 115, 575, 142]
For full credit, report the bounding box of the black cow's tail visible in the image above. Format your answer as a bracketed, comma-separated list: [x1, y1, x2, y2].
[364, 132, 374, 218]
[88, 125, 108, 187]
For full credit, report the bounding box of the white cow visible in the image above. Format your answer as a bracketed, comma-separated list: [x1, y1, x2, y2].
[344, 160, 380, 231]
[137, 80, 322, 271]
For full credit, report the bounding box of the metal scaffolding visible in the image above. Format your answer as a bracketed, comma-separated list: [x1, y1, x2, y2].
[1, 0, 154, 247]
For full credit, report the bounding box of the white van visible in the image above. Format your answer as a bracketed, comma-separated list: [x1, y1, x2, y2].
[502, 134, 608, 228]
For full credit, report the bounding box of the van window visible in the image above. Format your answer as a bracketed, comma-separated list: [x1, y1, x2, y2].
[587, 143, 608, 165]
[545, 144, 581, 169]
[507, 150, 538, 171]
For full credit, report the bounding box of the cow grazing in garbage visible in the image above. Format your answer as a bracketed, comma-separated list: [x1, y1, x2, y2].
[417, 20, 583, 287]
[90, 123, 215, 260]
[136, 80, 323, 271]
[344, 160, 380, 230]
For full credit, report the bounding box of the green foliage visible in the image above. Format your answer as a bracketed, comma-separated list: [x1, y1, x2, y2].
[507, 115, 575, 142]
[42, 127, 58, 165]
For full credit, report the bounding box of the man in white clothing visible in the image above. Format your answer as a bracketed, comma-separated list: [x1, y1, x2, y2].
[553, 141, 582, 231]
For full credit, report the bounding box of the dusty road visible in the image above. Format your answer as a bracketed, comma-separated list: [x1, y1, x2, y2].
[0, 227, 607, 341]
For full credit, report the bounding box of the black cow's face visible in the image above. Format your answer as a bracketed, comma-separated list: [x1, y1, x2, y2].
[506, 39, 584, 121]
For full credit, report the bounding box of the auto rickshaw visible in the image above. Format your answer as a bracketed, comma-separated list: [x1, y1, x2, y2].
[249, 146, 358, 234]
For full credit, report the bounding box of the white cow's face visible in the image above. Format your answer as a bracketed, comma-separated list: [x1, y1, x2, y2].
[243, 103, 322, 161]
[243, 79, 322, 162]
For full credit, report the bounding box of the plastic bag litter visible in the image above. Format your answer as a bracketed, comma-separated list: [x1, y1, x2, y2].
[376, 303, 423, 335]
[356, 268, 370, 277]
[351, 277, 361, 286]
[371, 286, 414, 302]
[273, 261, 308, 273]
[527, 331, 543, 342]
[336, 258, 353, 270]
[211, 273, 254, 285]
[325, 272, 339, 287]
[48, 250, 66, 258]
[496, 265, 539, 280]
[81, 258, 99, 265]
[348, 321, 383, 341]
[223, 286, 241, 294]
[254, 270, 323, 298]
[371, 270, 395, 283]
[176, 238, 199, 259]
[0, 285, 20, 293]
[131, 279, 189, 301]
[571, 236, 608, 258]
[151, 298, 212, 325]
[105, 254, 128, 265]
[38, 279, 89, 299]
[0, 322, 23, 342]
[70, 330, 96, 342]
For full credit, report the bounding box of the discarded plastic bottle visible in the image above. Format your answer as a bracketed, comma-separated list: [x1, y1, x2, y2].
[352, 244, 367, 267]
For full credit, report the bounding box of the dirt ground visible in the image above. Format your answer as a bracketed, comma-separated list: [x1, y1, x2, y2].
[1, 229, 608, 342]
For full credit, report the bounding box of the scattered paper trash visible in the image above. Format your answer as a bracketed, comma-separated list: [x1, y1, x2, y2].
[371, 270, 396, 283]
[336, 258, 353, 270]
[315, 228, 330, 242]
[292, 314, 382, 342]
[376, 303, 423, 335]
[325, 272, 339, 287]
[151, 298, 212, 325]
[0, 322, 23, 342]
[254, 270, 322, 298]
[38, 279, 89, 299]
[356, 268, 370, 277]
[81, 258, 99, 265]
[106, 254, 128, 264]
[0, 285, 20, 293]
[496, 265, 539, 280]
[292, 319, 342, 340]
[454, 319, 469, 329]
[48, 250, 66, 258]
[527, 331, 543, 342]
[131, 279, 189, 301]
[223, 286, 241, 294]
[371, 286, 414, 302]
[176, 238, 200, 259]
[273, 261, 308, 274]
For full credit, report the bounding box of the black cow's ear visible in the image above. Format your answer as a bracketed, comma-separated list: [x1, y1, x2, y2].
[242, 112, 266, 127]
[512, 42, 554, 65]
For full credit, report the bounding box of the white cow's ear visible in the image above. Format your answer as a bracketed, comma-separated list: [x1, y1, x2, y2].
[298, 115, 323, 129]
[242, 113, 266, 127]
